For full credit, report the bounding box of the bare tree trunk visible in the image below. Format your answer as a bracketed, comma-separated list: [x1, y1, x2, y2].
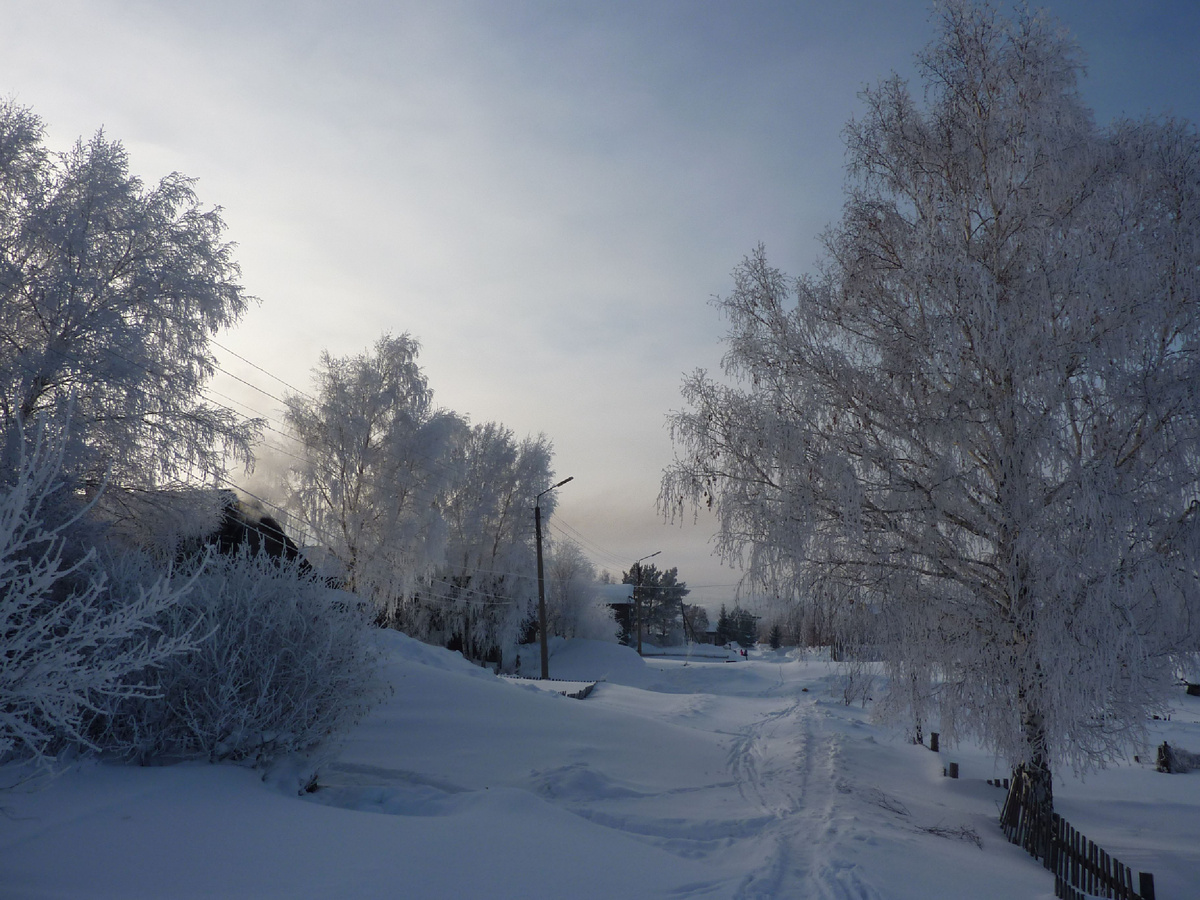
[1016, 689, 1054, 859]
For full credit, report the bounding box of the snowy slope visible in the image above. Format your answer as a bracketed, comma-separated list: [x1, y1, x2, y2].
[2, 633, 1197, 898]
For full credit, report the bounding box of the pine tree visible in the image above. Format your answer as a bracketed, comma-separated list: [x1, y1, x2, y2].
[768, 623, 783, 651]
[734, 608, 757, 648]
[715, 604, 732, 646]
[621, 563, 689, 646]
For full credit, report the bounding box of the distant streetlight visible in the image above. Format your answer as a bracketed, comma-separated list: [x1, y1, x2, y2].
[632, 550, 660, 656]
[535, 476, 574, 679]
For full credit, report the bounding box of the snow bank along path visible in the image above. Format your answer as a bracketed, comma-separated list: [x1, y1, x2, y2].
[2, 633, 1197, 898]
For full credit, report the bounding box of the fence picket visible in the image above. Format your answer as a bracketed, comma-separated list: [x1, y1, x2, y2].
[1089, 840, 1099, 897]
[1075, 830, 1084, 892]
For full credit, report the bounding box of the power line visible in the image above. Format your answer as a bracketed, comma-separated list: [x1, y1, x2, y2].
[548, 516, 631, 569]
[210, 336, 315, 403]
[33, 341, 578, 594]
[30, 336, 318, 479]
[191, 469, 535, 609]
[211, 361, 289, 407]
[31, 331, 497, 492]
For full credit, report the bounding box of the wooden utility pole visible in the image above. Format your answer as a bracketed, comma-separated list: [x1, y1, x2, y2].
[534, 476, 573, 679]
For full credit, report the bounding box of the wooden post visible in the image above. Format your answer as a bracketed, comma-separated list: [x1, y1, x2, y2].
[948, 762, 959, 779]
[1139, 871, 1155, 900]
[930, 732, 939, 752]
[1049, 813, 1061, 881]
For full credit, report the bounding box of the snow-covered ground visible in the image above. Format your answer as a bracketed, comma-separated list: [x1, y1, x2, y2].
[3, 634, 1198, 899]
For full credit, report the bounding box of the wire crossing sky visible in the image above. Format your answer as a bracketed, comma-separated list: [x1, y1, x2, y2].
[4, 1, 1198, 610]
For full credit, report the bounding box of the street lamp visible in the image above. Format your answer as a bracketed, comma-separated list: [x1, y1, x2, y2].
[632, 550, 660, 656]
[535, 476, 573, 679]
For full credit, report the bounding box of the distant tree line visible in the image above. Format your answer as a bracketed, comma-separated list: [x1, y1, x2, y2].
[714, 605, 758, 648]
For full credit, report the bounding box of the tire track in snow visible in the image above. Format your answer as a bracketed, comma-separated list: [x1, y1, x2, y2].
[726, 698, 803, 816]
[728, 697, 885, 900]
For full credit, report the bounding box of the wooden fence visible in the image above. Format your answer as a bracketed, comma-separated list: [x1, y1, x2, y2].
[1000, 767, 1156, 900]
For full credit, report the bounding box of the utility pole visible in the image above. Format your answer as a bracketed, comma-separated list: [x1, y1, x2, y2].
[535, 476, 573, 680]
[636, 563, 642, 656]
[632, 551, 660, 656]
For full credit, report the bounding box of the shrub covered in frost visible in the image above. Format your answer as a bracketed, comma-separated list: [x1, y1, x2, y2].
[2, 419, 383, 771]
[0, 425, 196, 769]
[97, 551, 384, 764]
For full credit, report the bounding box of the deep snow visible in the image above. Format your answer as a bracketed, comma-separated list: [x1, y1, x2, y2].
[3, 634, 1198, 898]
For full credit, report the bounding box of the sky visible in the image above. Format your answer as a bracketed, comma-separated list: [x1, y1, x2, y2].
[4, 0, 1199, 612]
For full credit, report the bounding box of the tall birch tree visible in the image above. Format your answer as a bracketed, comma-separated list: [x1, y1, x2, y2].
[0, 101, 256, 491]
[418, 422, 554, 660]
[662, 1, 1199, 806]
[283, 334, 464, 620]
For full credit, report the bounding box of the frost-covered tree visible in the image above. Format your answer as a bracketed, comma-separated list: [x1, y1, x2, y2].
[545, 539, 592, 636]
[283, 334, 464, 620]
[417, 423, 554, 661]
[662, 1, 1200, 806]
[0, 101, 257, 491]
[545, 539, 617, 641]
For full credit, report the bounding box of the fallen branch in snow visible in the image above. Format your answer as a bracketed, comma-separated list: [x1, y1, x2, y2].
[918, 823, 983, 849]
[864, 787, 910, 817]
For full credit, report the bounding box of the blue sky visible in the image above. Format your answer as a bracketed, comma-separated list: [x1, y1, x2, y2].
[4, 1, 1198, 609]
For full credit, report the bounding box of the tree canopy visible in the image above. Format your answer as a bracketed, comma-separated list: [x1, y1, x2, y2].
[284, 333, 464, 611]
[0, 101, 256, 491]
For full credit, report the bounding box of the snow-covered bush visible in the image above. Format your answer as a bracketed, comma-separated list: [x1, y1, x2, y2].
[0, 424, 197, 769]
[545, 540, 618, 642]
[98, 552, 384, 764]
[571, 596, 621, 643]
